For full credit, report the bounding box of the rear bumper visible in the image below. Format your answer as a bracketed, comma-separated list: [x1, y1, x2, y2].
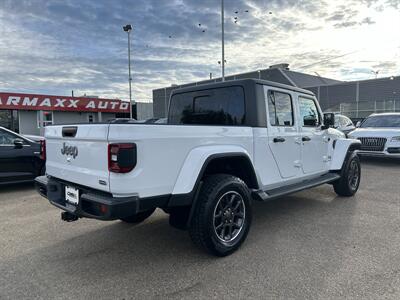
[35, 176, 169, 220]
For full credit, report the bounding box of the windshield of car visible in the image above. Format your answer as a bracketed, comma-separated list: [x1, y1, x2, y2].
[361, 115, 400, 128]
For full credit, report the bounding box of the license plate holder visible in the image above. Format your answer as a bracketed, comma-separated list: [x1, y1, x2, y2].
[65, 186, 79, 205]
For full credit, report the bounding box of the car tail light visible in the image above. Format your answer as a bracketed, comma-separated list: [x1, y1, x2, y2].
[108, 143, 137, 173]
[40, 140, 46, 160]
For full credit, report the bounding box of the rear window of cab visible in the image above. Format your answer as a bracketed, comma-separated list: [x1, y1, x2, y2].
[168, 86, 246, 126]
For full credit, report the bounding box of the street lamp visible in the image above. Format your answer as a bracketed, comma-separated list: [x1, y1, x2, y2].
[123, 24, 133, 119]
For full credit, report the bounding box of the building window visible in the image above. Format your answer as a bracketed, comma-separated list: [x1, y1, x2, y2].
[88, 114, 94, 123]
[37, 111, 53, 128]
[0, 110, 19, 132]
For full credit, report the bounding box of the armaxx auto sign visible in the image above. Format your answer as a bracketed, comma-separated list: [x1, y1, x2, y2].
[0, 92, 130, 113]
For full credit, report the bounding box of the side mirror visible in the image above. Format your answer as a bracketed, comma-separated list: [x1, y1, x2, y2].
[322, 113, 335, 130]
[13, 138, 24, 148]
[356, 121, 361, 128]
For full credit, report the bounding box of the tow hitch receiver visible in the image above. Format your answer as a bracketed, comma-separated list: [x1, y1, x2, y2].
[61, 211, 79, 222]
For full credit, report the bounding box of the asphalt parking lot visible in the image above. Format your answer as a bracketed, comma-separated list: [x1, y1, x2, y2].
[1, 158, 399, 299]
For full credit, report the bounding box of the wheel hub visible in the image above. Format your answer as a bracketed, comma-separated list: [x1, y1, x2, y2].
[223, 209, 234, 222]
[213, 191, 246, 243]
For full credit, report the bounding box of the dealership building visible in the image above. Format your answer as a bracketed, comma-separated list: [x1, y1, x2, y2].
[152, 63, 400, 120]
[0, 92, 130, 135]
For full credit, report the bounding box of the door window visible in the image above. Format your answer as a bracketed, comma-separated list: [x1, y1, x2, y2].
[299, 97, 321, 127]
[267, 91, 294, 126]
[0, 129, 16, 145]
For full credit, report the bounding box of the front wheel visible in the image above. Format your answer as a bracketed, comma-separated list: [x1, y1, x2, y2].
[120, 208, 156, 223]
[188, 174, 252, 256]
[334, 152, 361, 197]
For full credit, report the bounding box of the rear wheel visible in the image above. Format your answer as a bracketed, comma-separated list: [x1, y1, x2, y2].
[120, 208, 156, 223]
[334, 152, 361, 197]
[188, 174, 252, 256]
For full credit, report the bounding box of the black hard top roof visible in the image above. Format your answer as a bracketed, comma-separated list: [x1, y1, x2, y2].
[170, 78, 315, 96]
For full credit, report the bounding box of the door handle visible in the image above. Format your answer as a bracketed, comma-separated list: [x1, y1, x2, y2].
[302, 136, 311, 142]
[273, 137, 286, 143]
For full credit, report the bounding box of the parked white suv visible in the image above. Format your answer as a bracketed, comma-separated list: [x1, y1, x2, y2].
[35, 79, 361, 256]
[348, 113, 400, 157]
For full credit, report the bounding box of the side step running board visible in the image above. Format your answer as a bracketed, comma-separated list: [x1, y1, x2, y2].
[252, 172, 341, 202]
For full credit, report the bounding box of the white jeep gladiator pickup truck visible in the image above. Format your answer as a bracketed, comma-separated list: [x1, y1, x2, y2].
[36, 79, 361, 256]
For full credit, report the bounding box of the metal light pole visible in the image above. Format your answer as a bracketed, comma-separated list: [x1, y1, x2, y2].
[123, 24, 133, 119]
[221, 0, 225, 81]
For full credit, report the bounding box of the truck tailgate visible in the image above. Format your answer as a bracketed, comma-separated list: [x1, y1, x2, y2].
[45, 124, 110, 192]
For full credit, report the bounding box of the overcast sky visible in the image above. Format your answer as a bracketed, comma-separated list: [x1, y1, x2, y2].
[0, 0, 399, 102]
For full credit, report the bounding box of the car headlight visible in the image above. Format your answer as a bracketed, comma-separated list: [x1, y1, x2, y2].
[391, 136, 400, 142]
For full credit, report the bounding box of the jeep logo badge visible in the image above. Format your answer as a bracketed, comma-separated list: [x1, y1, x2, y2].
[61, 142, 78, 159]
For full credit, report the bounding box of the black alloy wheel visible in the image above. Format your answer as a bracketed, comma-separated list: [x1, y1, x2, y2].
[213, 191, 246, 243]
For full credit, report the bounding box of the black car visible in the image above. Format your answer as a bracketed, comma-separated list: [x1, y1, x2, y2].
[0, 127, 45, 185]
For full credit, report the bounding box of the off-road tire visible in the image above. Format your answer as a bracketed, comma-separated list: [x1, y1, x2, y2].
[188, 174, 252, 256]
[334, 152, 361, 197]
[120, 208, 156, 223]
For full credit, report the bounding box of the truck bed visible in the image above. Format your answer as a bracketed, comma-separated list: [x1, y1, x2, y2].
[45, 123, 254, 198]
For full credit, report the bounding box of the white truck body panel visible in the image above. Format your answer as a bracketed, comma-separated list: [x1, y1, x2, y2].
[252, 127, 283, 188]
[107, 124, 254, 197]
[46, 124, 254, 198]
[329, 138, 360, 170]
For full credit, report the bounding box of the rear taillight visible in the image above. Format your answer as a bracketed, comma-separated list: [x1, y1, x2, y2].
[108, 143, 137, 173]
[40, 140, 46, 160]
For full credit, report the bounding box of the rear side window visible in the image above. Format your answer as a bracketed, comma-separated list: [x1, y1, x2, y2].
[267, 90, 294, 126]
[168, 86, 245, 126]
[0, 129, 16, 145]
